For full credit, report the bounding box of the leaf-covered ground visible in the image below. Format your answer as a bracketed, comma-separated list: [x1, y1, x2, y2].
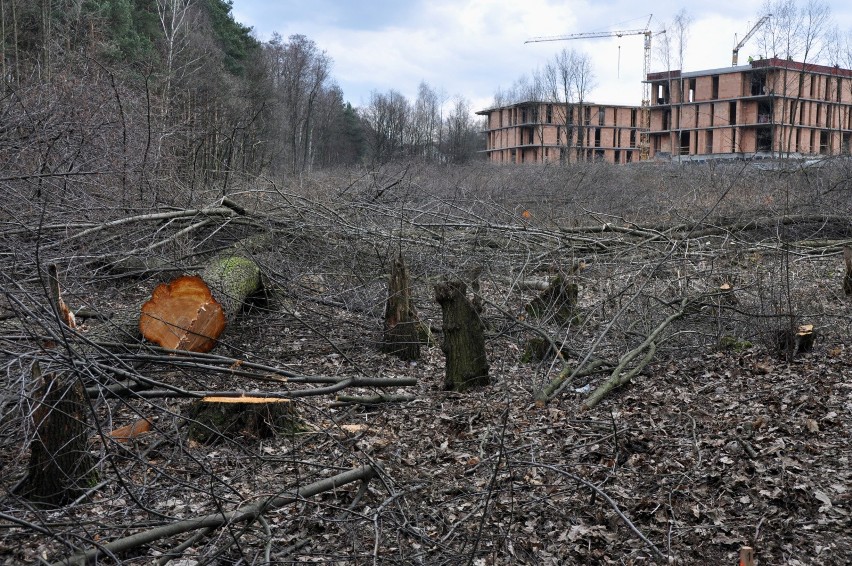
[1, 162, 851, 564]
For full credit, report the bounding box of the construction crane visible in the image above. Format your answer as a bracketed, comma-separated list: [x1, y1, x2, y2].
[732, 14, 771, 66]
[525, 15, 661, 160]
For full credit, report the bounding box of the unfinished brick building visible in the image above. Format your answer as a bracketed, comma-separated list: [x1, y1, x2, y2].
[479, 58, 852, 164]
[475, 101, 643, 164]
[647, 57, 852, 159]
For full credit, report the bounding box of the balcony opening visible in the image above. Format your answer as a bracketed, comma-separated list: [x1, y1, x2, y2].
[679, 131, 690, 155]
[656, 83, 669, 104]
[819, 131, 829, 154]
[750, 71, 767, 96]
[546, 104, 553, 124]
[758, 100, 772, 124]
[729, 102, 737, 125]
[705, 130, 713, 153]
[757, 127, 772, 151]
[688, 78, 696, 102]
[712, 75, 719, 99]
[598, 108, 606, 126]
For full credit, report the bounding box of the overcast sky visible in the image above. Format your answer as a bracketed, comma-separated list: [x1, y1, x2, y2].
[231, 1, 852, 113]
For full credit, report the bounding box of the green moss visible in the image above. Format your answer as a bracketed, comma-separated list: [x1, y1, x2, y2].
[719, 335, 753, 352]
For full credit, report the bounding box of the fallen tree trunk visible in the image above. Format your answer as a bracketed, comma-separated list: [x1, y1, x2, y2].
[54, 465, 376, 565]
[139, 256, 262, 352]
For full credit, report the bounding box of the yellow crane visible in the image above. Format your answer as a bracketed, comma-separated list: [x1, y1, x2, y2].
[525, 15, 661, 160]
[732, 14, 772, 66]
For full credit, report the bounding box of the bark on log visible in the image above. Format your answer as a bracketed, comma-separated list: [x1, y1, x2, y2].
[21, 367, 96, 505]
[434, 280, 489, 391]
[381, 253, 420, 361]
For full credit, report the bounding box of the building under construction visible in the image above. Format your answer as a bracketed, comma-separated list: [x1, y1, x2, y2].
[478, 57, 852, 164]
[476, 101, 644, 164]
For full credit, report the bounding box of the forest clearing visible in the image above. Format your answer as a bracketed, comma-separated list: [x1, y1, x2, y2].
[1, 160, 851, 564]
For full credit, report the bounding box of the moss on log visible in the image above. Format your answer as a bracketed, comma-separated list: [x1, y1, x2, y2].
[201, 256, 263, 322]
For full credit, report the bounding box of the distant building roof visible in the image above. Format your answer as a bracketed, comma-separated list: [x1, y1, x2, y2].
[646, 57, 852, 82]
[476, 99, 640, 115]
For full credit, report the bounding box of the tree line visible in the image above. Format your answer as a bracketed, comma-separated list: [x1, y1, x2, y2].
[0, 0, 483, 189]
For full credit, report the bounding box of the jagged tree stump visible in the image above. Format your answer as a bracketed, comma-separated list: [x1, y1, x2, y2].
[22, 369, 96, 505]
[525, 274, 578, 325]
[381, 253, 420, 361]
[434, 280, 489, 391]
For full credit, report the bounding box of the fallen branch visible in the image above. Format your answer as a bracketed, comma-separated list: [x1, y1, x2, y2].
[66, 205, 236, 243]
[54, 465, 376, 565]
[581, 300, 688, 410]
[533, 358, 610, 405]
[106, 377, 418, 400]
[331, 393, 417, 407]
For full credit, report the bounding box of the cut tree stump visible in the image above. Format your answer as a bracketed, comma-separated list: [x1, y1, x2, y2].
[775, 323, 815, 359]
[434, 280, 489, 391]
[187, 396, 299, 444]
[139, 256, 262, 352]
[21, 366, 96, 505]
[380, 253, 420, 361]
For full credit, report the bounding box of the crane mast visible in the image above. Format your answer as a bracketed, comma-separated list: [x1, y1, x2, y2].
[732, 14, 771, 66]
[525, 16, 659, 160]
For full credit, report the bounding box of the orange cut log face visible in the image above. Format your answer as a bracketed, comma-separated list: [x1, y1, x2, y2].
[139, 275, 226, 352]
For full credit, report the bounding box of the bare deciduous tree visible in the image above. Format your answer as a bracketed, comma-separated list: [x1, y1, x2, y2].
[544, 48, 596, 162]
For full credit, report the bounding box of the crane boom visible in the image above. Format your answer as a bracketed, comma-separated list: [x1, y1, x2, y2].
[525, 28, 648, 43]
[524, 15, 659, 160]
[732, 14, 771, 66]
